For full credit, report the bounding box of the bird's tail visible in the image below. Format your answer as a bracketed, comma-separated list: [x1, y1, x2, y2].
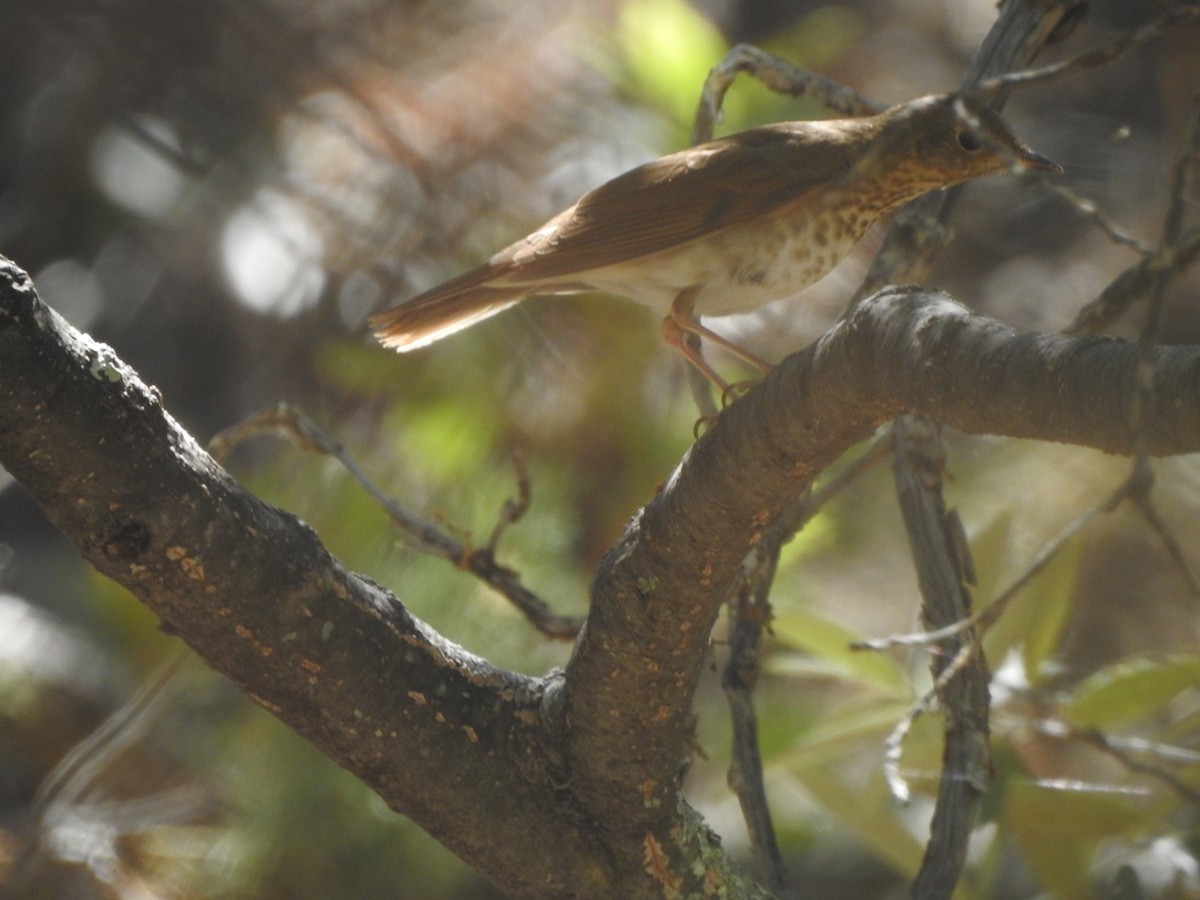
[369, 267, 526, 352]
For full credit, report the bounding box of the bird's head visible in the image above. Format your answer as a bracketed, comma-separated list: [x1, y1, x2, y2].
[863, 93, 1061, 203]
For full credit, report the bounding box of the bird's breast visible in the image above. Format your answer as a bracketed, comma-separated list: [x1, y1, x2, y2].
[562, 197, 879, 319]
[686, 200, 875, 317]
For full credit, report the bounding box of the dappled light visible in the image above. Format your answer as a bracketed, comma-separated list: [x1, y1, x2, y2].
[2, 1, 1200, 898]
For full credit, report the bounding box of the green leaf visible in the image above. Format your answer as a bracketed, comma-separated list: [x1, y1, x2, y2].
[1004, 778, 1148, 898]
[1061, 655, 1200, 729]
[975, 523, 1081, 684]
[780, 698, 913, 772]
[964, 512, 1012, 617]
[769, 609, 907, 694]
[1004, 778, 1147, 838]
[796, 766, 925, 879]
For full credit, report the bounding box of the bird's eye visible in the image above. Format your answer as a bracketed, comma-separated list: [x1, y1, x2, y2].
[957, 130, 982, 152]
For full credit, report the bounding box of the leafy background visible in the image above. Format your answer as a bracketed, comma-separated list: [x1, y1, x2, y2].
[2, 0, 1199, 897]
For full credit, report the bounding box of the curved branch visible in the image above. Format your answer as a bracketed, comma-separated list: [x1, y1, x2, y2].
[560, 284, 1200, 878]
[0, 259, 607, 897]
[4, 257, 1199, 896]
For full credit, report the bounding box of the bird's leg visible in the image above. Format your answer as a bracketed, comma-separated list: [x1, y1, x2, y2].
[661, 289, 730, 392]
[662, 289, 775, 392]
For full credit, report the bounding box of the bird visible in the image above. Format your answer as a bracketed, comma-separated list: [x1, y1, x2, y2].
[370, 94, 1059, 389]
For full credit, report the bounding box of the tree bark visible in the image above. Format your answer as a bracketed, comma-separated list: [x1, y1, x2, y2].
[3, 258, 1198, 896]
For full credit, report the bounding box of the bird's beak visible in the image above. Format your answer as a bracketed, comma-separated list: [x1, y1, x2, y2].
[1017, 146, 1063, 174]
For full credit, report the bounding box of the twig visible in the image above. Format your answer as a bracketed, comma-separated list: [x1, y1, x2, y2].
[209, 404, 581, 640]
[691, 43, 882, 146]
[883, 641, 982, 804]
[33, 649, 190, 815]
[1137, 92, 1200, 359]
[1025, 717, 1200, 809]
[484, 449, 531, 554]
[719, 434, 890, 892]
[889, 416, 990, 858]
[972, 6, 1200, 98]
[1042, 181, 1156, 255]
[1131, 488, 1200, 596]
[854, 443, 1200, 656]
[723, 553, 789, 892]
[1123, 94, 1200, 594]
[1067, 224, 1200, 335]
[853, 481, 1120, 653]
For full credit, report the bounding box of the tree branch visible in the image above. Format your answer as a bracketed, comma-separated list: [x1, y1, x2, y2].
[0, 258, 606, 898]
[4, 258, 1199, 896]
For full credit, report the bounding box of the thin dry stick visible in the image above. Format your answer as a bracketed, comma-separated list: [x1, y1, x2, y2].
[891, 415, 990, 900]
[1067, 224, 1200, 334]
[483, 448, 531, 555]
[852, 482, 1121, 653]
[1125, 93, 1200, 593]
[720, 434, 892, 889]
[926, 3, 1200, 330]
[1133, 490, 1200, 596]
[209, 404, 581, 640]
[1041, 180, 1157, 255]
[1024, 718, 1200, 809]
[724, 556, 789, 891]
[32, 649, 190, 815]
[883, 641, 982, 804]
[973, 5, 1200, 98]
[1137, 92, 1200, 359]
[691, 43, 882, 147]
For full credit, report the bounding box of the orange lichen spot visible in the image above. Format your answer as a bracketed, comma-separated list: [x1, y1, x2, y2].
[642, 833, 681, 896]
[234, 624, 273, 657]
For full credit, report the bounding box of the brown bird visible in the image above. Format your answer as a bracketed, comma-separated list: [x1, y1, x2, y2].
[370, 94, 1059, 388]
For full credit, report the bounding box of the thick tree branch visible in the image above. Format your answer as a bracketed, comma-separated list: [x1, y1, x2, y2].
[558, 287, 1200, 884]
[4, 258, 1199, 896]
[0, 259, 606, 898]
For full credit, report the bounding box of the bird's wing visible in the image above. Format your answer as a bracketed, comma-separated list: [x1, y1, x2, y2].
[493, 121, 860, 281]
[370, 120, 864, 349]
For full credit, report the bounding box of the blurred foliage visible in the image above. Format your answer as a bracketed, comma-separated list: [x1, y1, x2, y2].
[2, 0, 1200, 898]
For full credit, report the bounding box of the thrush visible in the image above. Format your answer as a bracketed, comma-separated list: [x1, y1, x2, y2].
[370, 94, 1059, 388]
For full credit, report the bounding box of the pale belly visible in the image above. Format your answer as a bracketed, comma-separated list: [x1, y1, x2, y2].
[572, 205, 870, 319]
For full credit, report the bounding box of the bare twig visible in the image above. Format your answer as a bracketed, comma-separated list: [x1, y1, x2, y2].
[13, 649, 215, 892]
[1138, 92, 1200, 358]
[1123, 94, 1200, 594]
[1067, 224, 1200, 334]
[972, 6, 1200, 98]
[209, 404, 581, 640]
[1131, 488, 1200, 596]
[484, 449, 531, 554]
[883, 641, 983, 804]
[853, 481, 1120, 653]
[858, 438, 1200, 663]
[892, 416, 990, 900]
[720, 435, 890, 892]
[32, 649, 190, 816]
[692, 43, 881, 146]
[723, 556, 789, 892]
[1042, 181, 1156, 255]
[1025, 717, 1200, 808]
